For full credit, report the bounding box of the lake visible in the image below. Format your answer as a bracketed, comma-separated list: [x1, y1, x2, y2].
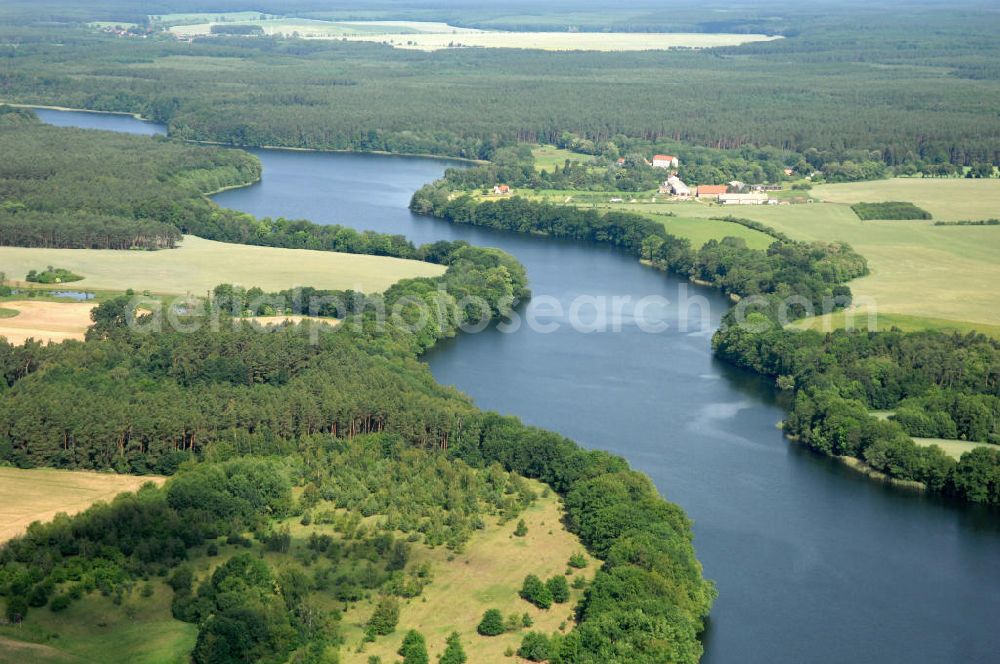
[41, 109, 1000, 664]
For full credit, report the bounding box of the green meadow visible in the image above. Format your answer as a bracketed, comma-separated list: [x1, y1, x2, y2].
[604, 179, 1000, 330]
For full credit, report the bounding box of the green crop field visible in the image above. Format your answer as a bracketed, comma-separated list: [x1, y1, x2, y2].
[339, 484, 594, 663]
[0, 236, 444, 296]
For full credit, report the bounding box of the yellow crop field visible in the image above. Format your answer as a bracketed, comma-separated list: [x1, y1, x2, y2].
[0, 467, 164, 543]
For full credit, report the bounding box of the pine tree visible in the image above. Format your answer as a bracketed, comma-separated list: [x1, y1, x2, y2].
[439, 632, 467, 664]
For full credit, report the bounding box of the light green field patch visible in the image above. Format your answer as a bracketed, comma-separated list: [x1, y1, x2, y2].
[811, 178, 1000, 221]
[531, 145, 592, 173]
[654, 214, 775, 250]
[0, 307, 18, 319]
[913, 438, 995, 461]
[0, 236, 444, 296]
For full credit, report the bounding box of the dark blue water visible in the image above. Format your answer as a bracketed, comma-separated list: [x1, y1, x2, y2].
[42, 110, 1000, 664]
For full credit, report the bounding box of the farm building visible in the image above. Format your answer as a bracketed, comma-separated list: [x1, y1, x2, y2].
[696, 184, 728, 200]
[493, 184, 512, 195]
[719, 193, 772, 205]
[660, 175, 691, 198]
[652, 154, 679, 169]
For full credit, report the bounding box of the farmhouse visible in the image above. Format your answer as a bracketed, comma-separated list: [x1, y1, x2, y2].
[719, 193, 772, 206]
[652, 154, 679, 169]
[696, 184, 728, 200]
[660, 175, 691, 198]
[493, 184, 512, 195]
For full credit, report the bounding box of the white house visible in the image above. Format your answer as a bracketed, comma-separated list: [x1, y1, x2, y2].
[652, 154, 679, 169]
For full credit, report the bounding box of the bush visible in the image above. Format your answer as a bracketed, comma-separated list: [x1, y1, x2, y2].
[398, 630, 428, 664]
[366, 596, 400, 636]
[546, 575, 570, 604]
[567, 553, 587, 569]
[513, 519, 528, 537]
[5, 595, 28, 623]
[517, 632, 552, 661]
[520, 575, 553, 609]
[24, 265, 84, 284]
[477, 608, 505, 636]
[49, 594, 71, 612]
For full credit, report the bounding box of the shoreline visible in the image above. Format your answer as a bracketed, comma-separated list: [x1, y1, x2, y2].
[836, 456, 927, 491]
[3, 101, 151, 122]
[3, 100, 488, 164]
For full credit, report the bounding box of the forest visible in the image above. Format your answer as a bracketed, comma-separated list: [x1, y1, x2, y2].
[0, 109, 475, 263]
[1, 2, 1000, 173]
[0, 241, 715, 662]
[0, 105, 253, 250]
[714, 324, 1000, 504]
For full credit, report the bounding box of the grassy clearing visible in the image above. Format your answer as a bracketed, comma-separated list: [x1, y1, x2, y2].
[0, 236, 444, 296]
[340, 484, 595, 663]
[0, 467, 164, 543]
[0, 583, 195, 664]
[531, 145, 590, 173]
[912, 438, 995, 461]
[0, 307, 18, 318]
[0, 300, 94, 345]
